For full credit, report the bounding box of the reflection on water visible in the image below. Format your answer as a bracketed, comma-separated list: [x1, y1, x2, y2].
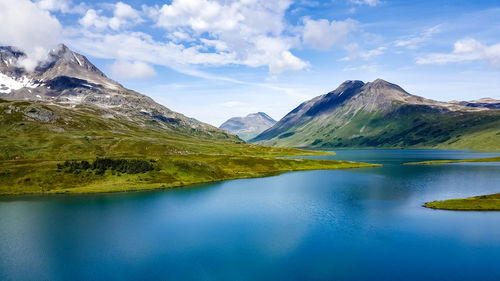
[1, 150, 500, 281]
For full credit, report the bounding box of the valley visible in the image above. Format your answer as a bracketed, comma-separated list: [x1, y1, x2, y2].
[0, 99, 376, 195]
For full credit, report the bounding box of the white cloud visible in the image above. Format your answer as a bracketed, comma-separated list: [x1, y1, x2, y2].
[221, 101, 245, 108]
[395, 25, 442, 49]
[416, 38, 500, 67]
[350, 0, 381, 7]
[342, 43, 385, 61]
[79, 2, 143, 31]
[360, 46, 386, 58]
[150, 0, 306, 73]
[111, 60, 156, 80]
[79, 9, 108, 30]
[71, 0, 309, 74]
[0, 0, 62, 71]
[35, 0, 86, 14]
[36, 0, 70, 12]
[114, 2, 140, 19]
[68, 31, 237, 68]
[302, 18, 357, 49]
[343, 64, 378, 72]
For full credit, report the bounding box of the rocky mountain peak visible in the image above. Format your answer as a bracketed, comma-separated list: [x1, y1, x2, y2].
[0, 44, 116, 87]
[39, 44, 118, 88]
[332, 80, 365, 94]
[364, 78, 407, 93]
[249, 112, 275, 122]
[0, 44, 237, 141]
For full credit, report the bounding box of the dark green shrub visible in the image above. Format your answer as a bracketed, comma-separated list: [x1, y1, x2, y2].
[57, 158, 157, 175]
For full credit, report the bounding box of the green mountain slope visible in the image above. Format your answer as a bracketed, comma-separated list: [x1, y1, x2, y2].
[0, 99, 376, 195]
[252, 79, 500, 151]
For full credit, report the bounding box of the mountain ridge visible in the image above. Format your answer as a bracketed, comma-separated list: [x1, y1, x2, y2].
[252, 79, 500, 150]
[0, 44, 236, 141]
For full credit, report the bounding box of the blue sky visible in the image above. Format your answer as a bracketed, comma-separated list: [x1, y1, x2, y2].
[2, 0, 500, 125]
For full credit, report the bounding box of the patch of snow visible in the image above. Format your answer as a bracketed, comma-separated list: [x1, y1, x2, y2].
[73, 53, 83, 66]
[0, 73, 22, 93]
[36, 95, 41, 98]
[0, 73, 40, 93]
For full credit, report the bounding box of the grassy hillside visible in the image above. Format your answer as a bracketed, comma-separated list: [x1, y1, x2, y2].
[255, 105, 500, 151]
[424, 193, 500, 211]
[0, 100, 378, 195]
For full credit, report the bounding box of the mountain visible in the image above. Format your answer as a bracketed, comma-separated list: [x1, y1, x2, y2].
[220, 112, 276, 140]
[252, 79, 500, 150]
[0, 44, 369, 195]
[0, 44, 234, 140]
[450, 98, 500, 110]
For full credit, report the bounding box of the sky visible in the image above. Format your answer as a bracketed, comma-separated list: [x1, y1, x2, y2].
[1, 0, 500, 126]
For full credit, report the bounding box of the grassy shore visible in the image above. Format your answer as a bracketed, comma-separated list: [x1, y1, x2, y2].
[0, 100, 379, 195]
[424, 193, 500, 211]
[0, 156, 378, 195]
[404, 156, 500, 165]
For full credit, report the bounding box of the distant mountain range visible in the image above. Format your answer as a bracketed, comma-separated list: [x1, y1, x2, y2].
[0, 44, 235, 141]
[449, 98, 500, 109]
[251, 79, 500, 150]
[220, 112, 276, 140]
[1, 44, 498, 152]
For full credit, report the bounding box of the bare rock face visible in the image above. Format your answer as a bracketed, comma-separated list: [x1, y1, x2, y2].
[24, 106, 58, 122]
[0, 44, 236, 140]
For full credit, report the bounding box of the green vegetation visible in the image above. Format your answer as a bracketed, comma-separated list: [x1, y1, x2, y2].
[0, 100, 378, 195]
[424, 193, 500, 211]
[58, 158, 156, 175]
[405, 156, 500, 165]
[254, 105, 500, 151]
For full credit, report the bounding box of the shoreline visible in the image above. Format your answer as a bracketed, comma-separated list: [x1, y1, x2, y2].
[0, 158, 380, 198]
[423, 193, 500, 211]
[404, 156, 500, 165]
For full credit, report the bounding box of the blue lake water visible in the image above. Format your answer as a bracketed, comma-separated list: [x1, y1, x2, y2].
[1, 149, 500, 281]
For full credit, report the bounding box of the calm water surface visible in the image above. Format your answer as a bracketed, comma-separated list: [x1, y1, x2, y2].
[1, 149, 500, 281]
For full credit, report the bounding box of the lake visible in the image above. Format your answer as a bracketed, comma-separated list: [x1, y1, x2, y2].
[1, 149, 500, 281]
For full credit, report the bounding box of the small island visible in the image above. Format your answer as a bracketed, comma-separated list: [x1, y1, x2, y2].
[424, 193, 500, 211]
[405, 156, 500, 165]
[408, 156, 500, 210]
